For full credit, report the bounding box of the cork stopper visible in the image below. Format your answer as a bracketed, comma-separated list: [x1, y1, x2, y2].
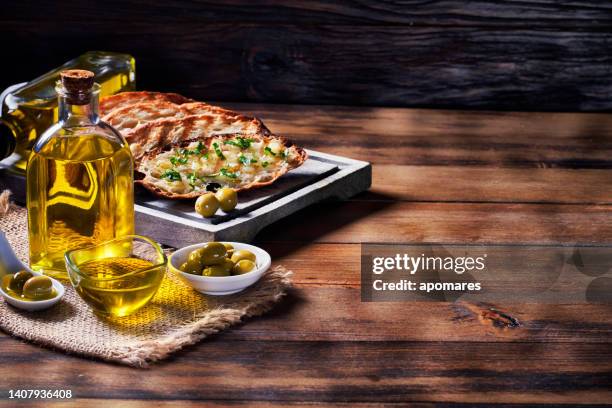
[60, 70, 95, 104]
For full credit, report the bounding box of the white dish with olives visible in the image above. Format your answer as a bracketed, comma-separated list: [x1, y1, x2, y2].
[0, 232, 65, 311]
[169, 241, 271, 296]
[0, 270, 65, 311]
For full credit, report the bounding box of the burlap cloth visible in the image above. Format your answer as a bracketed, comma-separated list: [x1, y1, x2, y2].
[0, 190, 292, 367]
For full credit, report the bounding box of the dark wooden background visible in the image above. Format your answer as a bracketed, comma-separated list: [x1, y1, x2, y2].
[2, 1, 612, 111]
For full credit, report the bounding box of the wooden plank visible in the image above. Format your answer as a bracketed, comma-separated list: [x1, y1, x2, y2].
[3, 1, 612, 27]
[255, 201, 612, 245]
[225, 104, 612, 168]
[268, 242, 612, 287]
[221, 285, 612, 344]
[0, 337, 609, 404]
[0, 401, 487, 408]
[1, 23, 612, 110]
[244, 242, 612, 343]
[370, 165, 612, 204]
[229, 104, 612, 139]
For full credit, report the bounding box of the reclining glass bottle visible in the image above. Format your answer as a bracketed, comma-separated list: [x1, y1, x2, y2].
[27, 70, 134, 279]
[0, 51, 135, 171]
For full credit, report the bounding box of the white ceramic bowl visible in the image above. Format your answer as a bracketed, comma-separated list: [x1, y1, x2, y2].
[169, 242, 271, 296]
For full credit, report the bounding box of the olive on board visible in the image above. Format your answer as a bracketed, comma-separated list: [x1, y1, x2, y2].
[202, 264, 230, 277]
[215, 188, 237, 212]
[231, 249, 256, 264]
[232, 259, 256, 275]
[195, 193, 220, 217]
[9, 270, 33, 293]
[196, 242, 227, 265]
[22, 276, 54, 300]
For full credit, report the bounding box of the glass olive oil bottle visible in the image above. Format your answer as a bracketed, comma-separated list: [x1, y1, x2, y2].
[27, 70, 134, 279]
[0, 51, 135, 171]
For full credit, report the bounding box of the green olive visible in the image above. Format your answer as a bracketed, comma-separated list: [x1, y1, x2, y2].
[180, 259, 202, 275]
[197, 242, 227, 265]
[220, 258, 235, 274]
[202, 264, 230, 277]
[195, 193, 220, 217]
[222, 242, 234, 257]
[7, 270, 33, 293]
[231, 249, 256, 264]
[215, 187, 238, 212]
[232, 259, 256, 275]
[187, 250, 206, 270]
[22, 276, 54, 300]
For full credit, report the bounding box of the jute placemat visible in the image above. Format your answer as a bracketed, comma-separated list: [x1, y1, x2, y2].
[0, 190, 292, 367]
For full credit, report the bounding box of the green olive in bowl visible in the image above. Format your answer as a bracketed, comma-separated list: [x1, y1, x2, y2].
[5, 270, 33, 293]
[180, 258, 203, 275]
[202, 264, 231, 277]
[196, 242, 227, 265]
[232, 259, 256, 275]
[187, 250, 206, 270]
[222, 242, 234, 257]
[215, 187, 237, 212]
[220, 258, 235, 274]
[22, 276, 54, 300]
[231, 249, 256, 264]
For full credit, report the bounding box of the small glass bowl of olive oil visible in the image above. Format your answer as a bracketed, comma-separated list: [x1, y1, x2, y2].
[65, 235, 166, 318]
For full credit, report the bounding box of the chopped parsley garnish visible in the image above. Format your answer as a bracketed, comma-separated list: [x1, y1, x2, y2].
[224, 137, 253, 149]
[178, 141, 207, 157]
[161, 169, 182, 181]
[264, 146, 276, 156]
[261, 161, 269, 168]
[219, 168, 238, 179]
[279, 150, 287, 159]
[238, 154, 258, 165]
[213, 142, 225, 160]
[194, 141, 206, 154]
[187, 173, 198, 186]
[170, 156, 188, 166]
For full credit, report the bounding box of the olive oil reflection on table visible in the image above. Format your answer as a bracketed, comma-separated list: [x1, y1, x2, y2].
[74, 257, 163, 318]
[27, 133, 134, 279]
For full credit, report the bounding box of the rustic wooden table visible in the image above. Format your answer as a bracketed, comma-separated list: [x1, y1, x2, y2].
[1, 104, 611, 406]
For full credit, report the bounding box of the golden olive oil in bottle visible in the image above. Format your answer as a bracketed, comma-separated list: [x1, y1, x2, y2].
[27, 70, 134, 279]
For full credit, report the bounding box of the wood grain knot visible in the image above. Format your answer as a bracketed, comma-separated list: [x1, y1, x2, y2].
[479, 306, 521, 329]
[454, 302, 521, 330]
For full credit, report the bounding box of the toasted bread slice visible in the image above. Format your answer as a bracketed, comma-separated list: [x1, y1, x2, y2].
[127, 113, 270, 162]
[103, 101, 269, 136]
[99, 91, 193, 116]
[136, 134, 307, 199]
